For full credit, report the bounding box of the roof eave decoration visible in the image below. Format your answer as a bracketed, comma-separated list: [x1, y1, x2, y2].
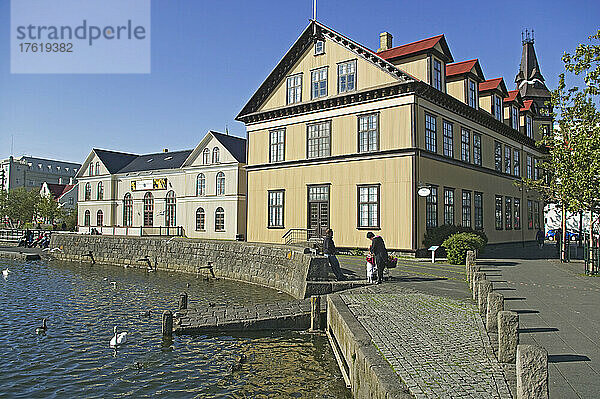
[236, 20, 415, 120]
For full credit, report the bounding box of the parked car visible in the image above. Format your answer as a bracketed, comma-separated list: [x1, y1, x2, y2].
[546, 229, 579, 241]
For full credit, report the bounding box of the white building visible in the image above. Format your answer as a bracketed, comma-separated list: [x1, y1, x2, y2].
[75, 131, 247, 240]
[40, 181, 78, 211]
[1, 155, 81, 191]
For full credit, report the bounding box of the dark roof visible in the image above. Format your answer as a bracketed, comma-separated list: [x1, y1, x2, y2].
[93, 149, 138, 174]
[515, 40, 550, 99]
[378, 34, 453, 63]
[45, 183, 73, 199]
[118, 150, 193, 173]
[210, 131, 247, 163]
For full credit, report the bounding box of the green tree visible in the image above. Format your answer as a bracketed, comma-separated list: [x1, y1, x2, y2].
[37, 193, 65, 225]
[0, 188, 41, 228]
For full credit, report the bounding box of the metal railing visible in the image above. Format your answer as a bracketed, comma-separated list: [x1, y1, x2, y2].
[0, 229, 53, 243]
[282, 228, 318, 245]
[77, 226, 184, 237]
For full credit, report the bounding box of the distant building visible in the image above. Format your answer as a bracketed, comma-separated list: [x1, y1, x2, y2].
[40, 181, 78, 211]
[0, 155, 81, 191]
[75, 131, 247, 240]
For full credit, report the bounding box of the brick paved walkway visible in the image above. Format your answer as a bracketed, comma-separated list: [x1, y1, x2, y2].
[340, 286, 512, 399]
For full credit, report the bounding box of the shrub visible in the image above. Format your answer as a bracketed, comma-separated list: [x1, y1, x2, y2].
[442, 232, 486, 265]
[350, 247, 365, 257]
[423, 224, 488, 248]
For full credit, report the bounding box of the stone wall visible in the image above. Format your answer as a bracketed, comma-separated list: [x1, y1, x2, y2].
[50, 234, 327, 299]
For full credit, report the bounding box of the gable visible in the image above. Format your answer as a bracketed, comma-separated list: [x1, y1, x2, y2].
[183, 131, 246, 167]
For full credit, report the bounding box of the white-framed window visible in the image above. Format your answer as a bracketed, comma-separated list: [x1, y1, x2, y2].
[286, 74, 302, 105]
[97, 182, 103, 200]
[307, 121, 331, 158]
[216, 172, 225, 195]
[461, 128, 470, 163]
[202, 148, 210, 164]
[442, 120, 453, 158]
[196, 207, 205, 231]
[444, 187, 454, 225]
[311, 67, 327, 99]
[84, 183, 91, 201]
[212, 147, 220, 164]
[123, 193, 133, 227]
[165, 190, 176, 227]
[196, 173, 205, 196]
[268, 190, 284, 228]
[315, 40, 324, 55]
[432, 58, 443, 91]
[494, 95, 503, 121]
[504, 146, 511, 174]
[526, 115, 533, 138]
[97, 210, 103, 227]
[269, 129, 285, 163]
[474, 192, 483, 230]
[425, 113, 437, 153]
[426, 186, 438, 228]
[358, 185, 379, 228]
[513, 149, 520, 176]
[526, 155, 533, 179]
[494, 141, 502, 171]
[338, 60, 356, 93]
[473, 133, 482, 166]
[511, 106, 519, 129]
[468, 80, 478, 109]
[462, 190, 471, 228]
[84, 210, 90, 226]
[358, 114, 378, 153]
[215, 207, 225, 231]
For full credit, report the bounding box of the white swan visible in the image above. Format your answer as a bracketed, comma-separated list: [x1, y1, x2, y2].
[2, 269, 9, 278]
[109, 326, 128, 347]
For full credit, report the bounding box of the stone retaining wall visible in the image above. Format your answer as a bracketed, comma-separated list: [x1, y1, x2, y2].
[50, 234, 327, 299]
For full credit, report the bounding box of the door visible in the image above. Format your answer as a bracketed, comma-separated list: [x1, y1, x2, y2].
[308, 185, 329, 238]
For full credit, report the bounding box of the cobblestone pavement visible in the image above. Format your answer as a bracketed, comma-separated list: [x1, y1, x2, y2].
[340, 285, 512, 399]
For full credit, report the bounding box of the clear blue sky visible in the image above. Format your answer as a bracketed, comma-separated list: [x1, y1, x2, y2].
[0, 0, 598, 163]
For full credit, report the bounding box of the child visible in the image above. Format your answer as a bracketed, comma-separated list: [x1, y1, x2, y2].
[366, 254, 375, 284]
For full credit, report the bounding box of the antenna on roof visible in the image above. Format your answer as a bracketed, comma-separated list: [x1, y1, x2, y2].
[313, 0, 317, 21]
[522, 28, 534, 44]
[226, 124, 229, 135]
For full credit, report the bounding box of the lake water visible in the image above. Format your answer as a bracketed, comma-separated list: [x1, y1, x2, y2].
[0, 258, 350, 398]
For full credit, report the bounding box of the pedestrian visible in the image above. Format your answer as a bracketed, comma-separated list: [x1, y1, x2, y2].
[536, 228, 545, 249]
[367, 232, 388, 284]
[366, 254, 375, 284]
[323, 229, 347, 281]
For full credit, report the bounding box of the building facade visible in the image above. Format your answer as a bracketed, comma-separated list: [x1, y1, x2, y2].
[40, 182, 78, 212]
[75, 131, 247, 240]
[236, 21, 549, 252]
[0, 155, 81, 191]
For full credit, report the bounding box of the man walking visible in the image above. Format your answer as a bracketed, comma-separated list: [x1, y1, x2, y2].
[323, 229, 346, 281]
[367, 232, 388, 284]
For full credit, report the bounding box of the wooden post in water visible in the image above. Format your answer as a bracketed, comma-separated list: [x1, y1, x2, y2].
[179, 292, 188, 310]
[162, 310, 173, 337]
[310, 295, 321, 331]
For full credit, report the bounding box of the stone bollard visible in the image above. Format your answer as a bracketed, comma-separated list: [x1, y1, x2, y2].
[162, 310, 173, 337]
[498, 311, 519, 363]
[310, 295, 321, 331]
[477, 280, 492, 316]
[179, 292, 188, 310]
[472, 272, 485, 301]
[486, 292, 504, 333]
[465, 251, 475, 282]
[470, 265, 482, 291]
[516, 345, 549, 399]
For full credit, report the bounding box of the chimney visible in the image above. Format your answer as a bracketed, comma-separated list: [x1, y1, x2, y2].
[69, 177, 73, 185]
[163, 148, 169, 153]
[379, 32, 393, 52]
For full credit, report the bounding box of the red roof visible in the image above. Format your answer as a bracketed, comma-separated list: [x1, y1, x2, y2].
[378, 34, 444, 60]
[479, 78, 503, 92]
[446, 59, 478, 77]
[45, 183, 75, 199]
[521, 99, 534, 112]
[504, 90, 520, 103]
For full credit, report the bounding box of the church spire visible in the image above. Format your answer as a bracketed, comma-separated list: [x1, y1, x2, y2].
[515, 29, 550, 99]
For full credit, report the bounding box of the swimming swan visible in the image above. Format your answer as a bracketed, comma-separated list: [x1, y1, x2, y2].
[109, 326, 128, 347]
[2, 269, 9, 278]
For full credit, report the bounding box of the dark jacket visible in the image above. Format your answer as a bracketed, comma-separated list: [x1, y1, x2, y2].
[370, 236, 387, 257]
[323, 236, 336, 255]
[536, 229, 544, 242]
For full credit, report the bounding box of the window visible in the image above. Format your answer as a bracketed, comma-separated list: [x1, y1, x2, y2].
[462, 190, 471, 228]
[212, 147, 220, 164]
[268, 190, 285, 228]
[433, 59, 442, 91]
[144, 192, 154, 227]
[468, 80, 478, 109]
[425, 113, 437, 153]
[495, 142, 502, 171]
[494, 95, 503, 121]
[307, 121, 331, 158]
[504, 146, 511, 174]
[338, 60, 356, 93]
[513, 149, 520, 176]
[216, 172, 225, 195]
[534, 158, 539, 180]
[268, 129, 285, 163]
[511, 107, 519, 129]
[97, 182, 103, 200]
[311, 67, 327, 99]
[69, 197, 74, 206]
[215, 207, 225, 231]
[315, 40, 324, 55]
[473, 133, 482, 166]
[84, 210, 90, 226]
[89, 166, 93, 176]
[541, 125, 550, 137]
[442, 120, 453, 158]
[97, 210, 103, 227]
[474, 192, 483, 230]
[426, 186, 438, 229]
[165, 190, 176, 227]
[534, 201, 540, 229]
[196, 173, 205, 196]
[461, 128, 470, 163]
[95, 162, 100, 176]
[527, 200, 534, 229]
[526, 155, 533, 179]
[123, 193, 132, 227]
[358, 114, 378, 153]
[286, 74, 302, 105]
[514, 198, 521, 230]
[495, 195, 503, 230]
[196, 208, 205, 230]
[85, 183, 91, 201]
[505, 197, 512, 230]
[202, 148, 210, 165]
[443, 188, 454, 225]
[358, 185, 380, 228]
[526, 115, 532, 138]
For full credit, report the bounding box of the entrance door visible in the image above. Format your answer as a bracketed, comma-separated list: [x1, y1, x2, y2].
[308, 185, 329, 238]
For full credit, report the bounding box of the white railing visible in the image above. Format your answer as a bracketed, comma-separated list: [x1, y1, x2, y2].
[77, 226, 184, 237]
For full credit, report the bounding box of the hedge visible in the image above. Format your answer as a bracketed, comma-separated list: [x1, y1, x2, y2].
[442, 232, 487, 265]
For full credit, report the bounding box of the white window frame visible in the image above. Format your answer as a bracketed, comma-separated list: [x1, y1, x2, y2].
[286, 74, 302, 105]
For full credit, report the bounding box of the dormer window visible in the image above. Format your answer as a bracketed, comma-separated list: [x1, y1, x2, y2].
[315, 40, 324, 55]
[468, 80, 478, 109]
[311, 67, 327, 99]
[432, 59, 443, 91]
[511, 107, 519, 129]
[494, 95, 503, 121]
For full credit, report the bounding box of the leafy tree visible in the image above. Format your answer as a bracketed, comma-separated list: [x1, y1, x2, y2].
[0, 188, 41, 228]
[37, 193, 65, 224]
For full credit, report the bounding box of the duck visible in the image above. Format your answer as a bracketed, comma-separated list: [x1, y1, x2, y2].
[109, 326, 128, 347]
[2, 269, 9, 278]
[110, 281, 116, 288]
[35, 318, 47, 334]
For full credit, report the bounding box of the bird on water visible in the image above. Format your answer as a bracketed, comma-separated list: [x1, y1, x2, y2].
[35, 318, 47, 334]
[109, 326, 128, 348]
[2, 269, 9, 278]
